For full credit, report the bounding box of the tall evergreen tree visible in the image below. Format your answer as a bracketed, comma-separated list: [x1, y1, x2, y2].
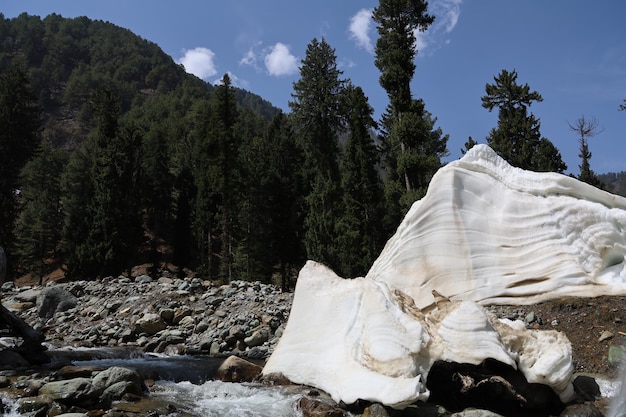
[193, 74, 238, 282]
[290, 38, 345, 271]
[62, 88, 142, 278]
[337, 84, 385, 277]
[373, 0, 446, 224]
[482, 69, 566, 173]
[0, 60, 41, 261]
[14, 141, 67, 282]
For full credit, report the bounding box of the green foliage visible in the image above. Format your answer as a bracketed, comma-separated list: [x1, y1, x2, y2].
[193, 74, 239, 282]
[482, 69, 566, 173]
[373, 0, 446, 228]
[14, 142, 68, 282]
[337, 85, 385, 277]
[290, 38, 345, 271]
[0, 59, 41, 254]
[61, 89, 142, 278]
[373, 0, 434, 116]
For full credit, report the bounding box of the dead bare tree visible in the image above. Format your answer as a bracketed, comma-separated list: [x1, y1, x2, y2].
[568, 115, 603, 187]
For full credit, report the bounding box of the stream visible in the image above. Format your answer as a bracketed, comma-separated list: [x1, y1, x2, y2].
[0, 348, 332, 417]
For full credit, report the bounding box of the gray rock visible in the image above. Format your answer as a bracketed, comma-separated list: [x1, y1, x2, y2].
[133, 313, 167, 335]
[92, 366, 143, 394]
[37, 286, 78, 319]
[39, 378, 98, 404]
[135, 275, 153, 283]
[244, 327, 270, 347]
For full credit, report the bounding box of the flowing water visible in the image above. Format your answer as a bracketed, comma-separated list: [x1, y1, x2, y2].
[0, 349, 321, 417]
[3, 349, 625, 416]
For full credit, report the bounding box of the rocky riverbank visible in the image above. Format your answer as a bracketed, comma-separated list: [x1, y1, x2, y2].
[1, 272, 625, 416]
[1, 273, 293, 361]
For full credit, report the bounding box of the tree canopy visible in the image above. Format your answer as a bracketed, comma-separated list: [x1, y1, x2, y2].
[482, 69, 566, 173]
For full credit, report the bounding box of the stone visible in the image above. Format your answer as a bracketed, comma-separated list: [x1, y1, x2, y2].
[215, 355, 263, 383]
[133, 313, 167, 335]
[608, 345, 626, 367]
[91, 366, 144, 394]
[36, 286, 78, 319]
[39, 378, 98, 405]
[295, 397, 348, 417]
[362, 403, 390, 417]
[598, 330, 614, 342]
[243, 327, 270, 347]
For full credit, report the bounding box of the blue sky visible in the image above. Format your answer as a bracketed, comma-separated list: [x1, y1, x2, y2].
[3, 1, 626, 174]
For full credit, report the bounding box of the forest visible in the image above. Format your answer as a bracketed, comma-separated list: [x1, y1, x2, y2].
[0, 5, 621, 288]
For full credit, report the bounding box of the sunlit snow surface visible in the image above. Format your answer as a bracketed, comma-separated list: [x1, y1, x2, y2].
[264, 145, 626, 408]
[368, 144, 626, 308]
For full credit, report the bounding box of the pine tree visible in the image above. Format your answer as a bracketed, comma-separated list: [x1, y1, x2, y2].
[482, 69, 566, 173]
[373, 0, 447, 223]
[337, 84, 385, 277]
[289, 38, 344, 271]
[193, 74, 238, 282]
[62, 88, 142, 278]
[14, 141, 67, 282]
[0, 60, 41, 258]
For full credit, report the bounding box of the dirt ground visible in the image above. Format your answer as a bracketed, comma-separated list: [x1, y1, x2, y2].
[489, 295, 626, 379]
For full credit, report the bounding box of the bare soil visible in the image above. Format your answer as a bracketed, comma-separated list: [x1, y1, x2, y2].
[489, 295, 626, 379]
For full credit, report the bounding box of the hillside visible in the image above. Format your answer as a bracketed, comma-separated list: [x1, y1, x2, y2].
[0, 12, 279, 149]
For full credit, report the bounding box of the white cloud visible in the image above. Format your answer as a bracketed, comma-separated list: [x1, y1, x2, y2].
[177, 47, 218, 80]
[213, 72, 249, 89]
[439, 0, 462, 33]
[349, 8, 374, 53]
[414, 0, 462, 54]
[239, 41, 263, 70]
[264, 43, 299, 76]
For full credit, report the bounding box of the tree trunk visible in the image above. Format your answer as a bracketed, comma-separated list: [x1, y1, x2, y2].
[0, 302, 45, 352]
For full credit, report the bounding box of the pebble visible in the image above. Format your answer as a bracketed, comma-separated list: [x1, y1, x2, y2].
[0, 275, 293, 360]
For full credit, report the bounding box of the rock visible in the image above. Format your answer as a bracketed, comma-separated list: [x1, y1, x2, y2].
[91, 366, 144, 394]
[36, 286, 78, 319]
[559, 402, 603, 417]
[100, 380, 143, 406]
[572, 374, 601, 402]
[39, 378, 98, 406]
[0, 375, 9, 387]
[133, 313, 167, 335]
[16, 396, 55, 415]
[295, 397, 348, 417]
[598, 330, 614, 342]
[57, 365, 102, 379]
[362, 403, 390, 417]
[244, 327, 270, 347]
[608, 345, 626, 367]
[215, 355, 262, 382]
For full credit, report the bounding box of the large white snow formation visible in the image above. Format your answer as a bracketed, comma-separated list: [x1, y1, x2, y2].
[262, 145, 626, 408]
[369, 144, 626, 309]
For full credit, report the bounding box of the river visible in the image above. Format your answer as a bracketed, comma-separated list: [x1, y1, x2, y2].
[0, 348, 341, 417]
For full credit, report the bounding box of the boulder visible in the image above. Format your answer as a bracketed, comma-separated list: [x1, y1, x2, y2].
[215, 355, 262, 383]
[295, 397, 348, 417]
[39, 378, 98, 406]
[37, 286, 78, 319]
[133, 313, 167, 335]
[91, 366, 144, 394]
